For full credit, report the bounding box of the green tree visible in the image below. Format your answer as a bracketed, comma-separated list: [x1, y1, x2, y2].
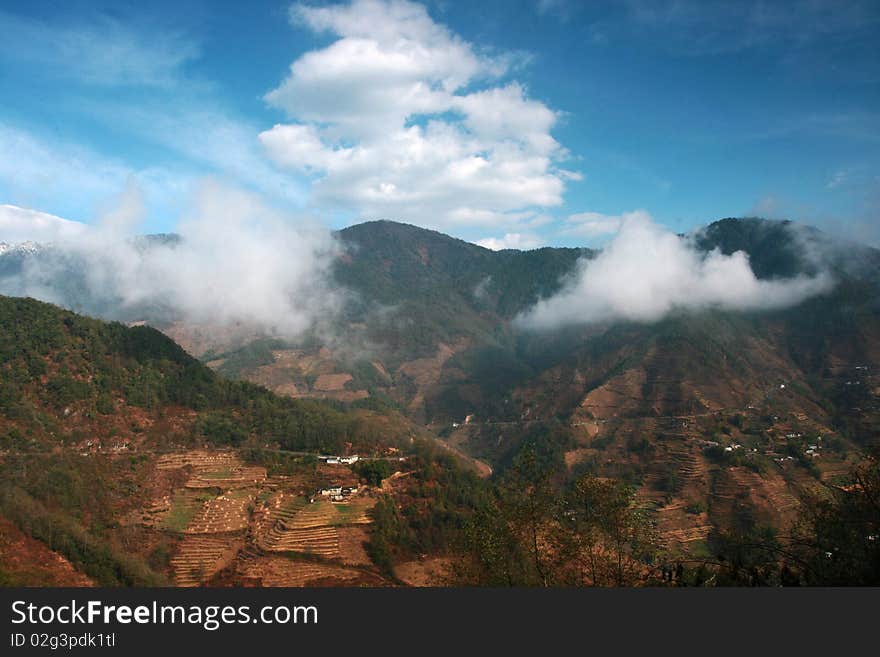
[562, 474, 657, 586]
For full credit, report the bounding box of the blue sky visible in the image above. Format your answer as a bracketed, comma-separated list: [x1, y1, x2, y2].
[0, 0, 878, 248]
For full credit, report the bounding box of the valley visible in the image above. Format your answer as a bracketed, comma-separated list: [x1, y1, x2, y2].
[1, 217, 879, 586]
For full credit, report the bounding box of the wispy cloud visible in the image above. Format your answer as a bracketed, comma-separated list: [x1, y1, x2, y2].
[0, 10, 198, 88]
[826, 170, 849, 190]
[0, 122, 190, 224]
[623, 0, 880, 56]
[534, 0, 577, 20]
[0, 8, 300, 225]
[78, 100, 307, 208]
[742, 111, 880, 144]
[561, 209, 650, 239]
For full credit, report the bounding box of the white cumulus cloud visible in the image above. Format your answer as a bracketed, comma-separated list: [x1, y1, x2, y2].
[259, 0, 573, 231]
[516, 211, 833, 329]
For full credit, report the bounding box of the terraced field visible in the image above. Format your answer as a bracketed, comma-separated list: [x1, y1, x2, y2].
[263, 524, 341, 557]
[143, 451, 262, 584]
[186, 465, 267, 489]
[170, 535, 244, 587]
[258, 497, 375, 559]
[148, 490, 216, 532]
[654, 502, 712, 551]
[237, 556, 379, 587]
[184, 488, 255, 534]
[141, 450, 386, 586]
[337, 527, 372, 566]
[156, 450, 240, 471]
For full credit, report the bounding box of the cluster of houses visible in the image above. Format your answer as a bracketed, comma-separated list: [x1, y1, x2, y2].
[783, 432, 823, 457]
[702, 430, 829, 466]
[77, 439, 131, 456]
[320, 454, 359, 465]
[312, 455, 362, 501]
[313, 484, 358, 503]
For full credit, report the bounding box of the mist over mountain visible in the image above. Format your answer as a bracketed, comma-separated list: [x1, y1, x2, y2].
[0, 184, 344, 338]
[515, 214, 835, 330]
[2, 214, 877, 431]
[1, 213, 854, 346]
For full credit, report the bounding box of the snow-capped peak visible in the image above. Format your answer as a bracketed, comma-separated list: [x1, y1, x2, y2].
[0, 240, 45, 257]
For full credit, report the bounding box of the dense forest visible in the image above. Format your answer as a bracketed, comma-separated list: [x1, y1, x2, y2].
[0, 295, 403, 455]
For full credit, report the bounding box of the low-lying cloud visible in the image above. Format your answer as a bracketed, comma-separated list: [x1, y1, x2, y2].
[476, 232, 543, 251]
[2, 181, 343, 341]
[516, 212, 834, 330]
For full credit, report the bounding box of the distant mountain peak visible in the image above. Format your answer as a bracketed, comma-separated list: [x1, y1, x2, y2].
[0, 240, 44, 256]
[338, 219, 479, 246]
